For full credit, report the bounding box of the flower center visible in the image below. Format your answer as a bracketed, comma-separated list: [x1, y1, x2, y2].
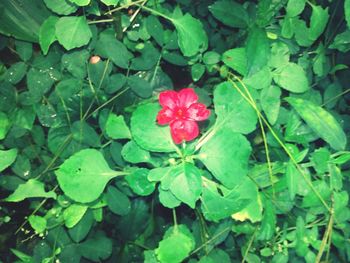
[175, 108, 185, 118]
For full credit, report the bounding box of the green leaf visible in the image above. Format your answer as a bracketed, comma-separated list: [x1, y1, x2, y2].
[222, 48, 247, 76]
[68, 210, 94, 242]
[44, 0, 78, 15]
[244, 66, 272, 90]
[106, 186, 131, 215]
[27, 67, 56, 98]
[15, 40, 32, 62]
[130, 43, 160, 71]
[199, 249, 231, 263]
[63, 204, 88, 228]
[39, 16, 59, 55]
[100, 0, 119, 5]
[273, 63, 309, 93]
[125, 168, 155, 196]
[106, 73, 127, 94]
[0, 149, 18, 172]
[191, 63, 205, 82]
[71, 121, 101, 147]
[11, 249, 32, 262]
[78, 234, 113, 262]
[4, 179, 56, 202]
[121, 140, 152, 164]
[69, 0, 90, 6]
[130, 103, 175, 152]
[286, 97, 347, 150]
[346, 0, 350, 28]
[269, 42, 290, 68]
[172, 13, 208, 57]
[201, 180, 249, 222]
[309, 5, 329, 41]
[105, 113, 131, 140]
[4, 62, 28, 84]
[199, 129, 252, 189]
[286, 0, 305, 17]
[257, 198, 276, 240]
[203, 51, 221, 65]
[246, 27, 270, 76]
[55, 149, 123, 203]
[329, 30, 350, 52]
[28, 215, 47, 234]
[209, 0, 249, 28]
[128, 75, 153, 98]
[55, 16, 92, 50]
[213, 81, 257, 134]
[231, 177, 262, 223]
[0, 112, 10, 140]
[159, 188, 181, 208]
[95, 29, 132, 69]
[145, 15, 164, 46]
[61, 49, 90, 79]
[161, 163, 202, 208]
[156, 225, 195, 263]
[260, 85, 281, 125]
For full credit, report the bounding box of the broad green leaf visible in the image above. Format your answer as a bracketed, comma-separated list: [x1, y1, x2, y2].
[95, 29, 132, 69]
[4, 179, 56, 202]
[203, 51, 220, 65]
[246, 27, 270, 76]
[44, 0, 77, 15]
[286, 97, 347, 150]
[100, 0, 119, 5]
[28, 215, 47, 234]
[0, 149, 18, 172]
[4, 62, 27, 84]
[172, 13, 208, 57]
[69, 0, 90, 6]
[222, 48, 247, 76]
[130, 43, 160, 71]
[213, 81, 257, 134]
[156, 225, 195, 263]
[125, 168, 155, 196]
[269, 42, 290, 68]
[121, 140, 152, 164]
[63, 204, 88, 228]
[293, 18, 314, 47]
[244, 66, 272, 90]
[161, 163, 202, 208]
[260, 85, 281, 125]
[39, 16, 59, 55]
[309, 5, 329, 41]
[55, 149, 124, 203]
[346, 0, 350, 28]
[286, 0, 305, 17]
[191, 63, 205, 82]
[201, 180, 249, 222]
[199, 249, 231, 263]
[106, 186, 131, 215]
[231, 177, 262, 222]
[78, 234, 113, 262]
[209, 0, 249, 28]
[71, 121, 101, 147]
[61, 49, 89, 79]
[0, 112, 10, 140]
[55, 16, 92, 50]
[273, 63, 309, 93]
[130, 103, 175, 152]
[128, 75, 153, 98]
[105, 113, 131, 140]
[68, 210, 94, 242]
[159, 188, 181, 208]
[199, 129, 252, 189]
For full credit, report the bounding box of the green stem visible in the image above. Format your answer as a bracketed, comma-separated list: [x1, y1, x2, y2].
[136, 4, 173, 21]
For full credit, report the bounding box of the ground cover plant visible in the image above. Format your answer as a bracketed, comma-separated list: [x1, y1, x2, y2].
[0, 0, 350, 262]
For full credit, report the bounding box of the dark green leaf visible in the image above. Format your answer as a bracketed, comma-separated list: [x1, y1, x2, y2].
[15, 40, 32, 61]
[191, 63, 205, 82]
[106, 186, 131, 215]
[130, 43, 160, 70]
[5, 62, 27, 84]
[61, 50, 89, 79]
[78, 233, 112, 262]
[145, 15, 164, 46]
[68, 210, 94, 242]
[286, 97, 347, 150]
[209, 0, 249, 28]
[128, 75, 153, 98]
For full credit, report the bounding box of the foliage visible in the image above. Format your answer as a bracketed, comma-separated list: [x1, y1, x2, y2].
[0, 0, 350, 262]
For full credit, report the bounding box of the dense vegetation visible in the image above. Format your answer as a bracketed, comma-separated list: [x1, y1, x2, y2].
[0, 0, 350, 262]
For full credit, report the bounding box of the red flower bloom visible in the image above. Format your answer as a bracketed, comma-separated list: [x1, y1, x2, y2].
[156, 88, 210, 144]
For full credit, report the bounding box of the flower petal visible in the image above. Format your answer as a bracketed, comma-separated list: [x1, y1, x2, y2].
[187, 103, 210, 121]
[178, 88, 198, 108]
[159, 90, 179, 109]
[156, 107, 174, 125]
[170, 119, 199, 144]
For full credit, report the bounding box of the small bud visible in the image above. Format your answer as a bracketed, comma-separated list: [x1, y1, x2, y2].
[89, 55, 101, 64]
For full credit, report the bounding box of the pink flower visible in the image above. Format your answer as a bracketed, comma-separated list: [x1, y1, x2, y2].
[156, 88, 210, 144]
